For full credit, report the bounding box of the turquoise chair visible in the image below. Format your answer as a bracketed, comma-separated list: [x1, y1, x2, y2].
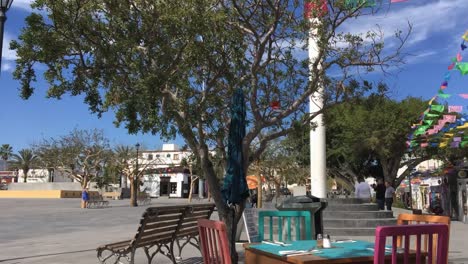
[258, 210, 312, 242]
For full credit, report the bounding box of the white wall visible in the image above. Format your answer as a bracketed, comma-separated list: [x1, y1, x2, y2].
[16, 169, 72, 183]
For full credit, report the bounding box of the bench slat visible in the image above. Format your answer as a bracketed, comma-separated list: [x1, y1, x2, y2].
[137, 233, 174, 246]
[144, 218, 181, 230]
[140, 224, 179, 238]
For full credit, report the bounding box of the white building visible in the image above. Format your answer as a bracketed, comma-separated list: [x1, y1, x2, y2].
[137, 144, 197, 198]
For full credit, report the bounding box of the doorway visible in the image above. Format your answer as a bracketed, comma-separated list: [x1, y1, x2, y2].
[160, 177, 170, 196]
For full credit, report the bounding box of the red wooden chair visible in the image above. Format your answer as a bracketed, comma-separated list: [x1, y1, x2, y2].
[374, 224, 449, 264]
[197, 219, 231, 264]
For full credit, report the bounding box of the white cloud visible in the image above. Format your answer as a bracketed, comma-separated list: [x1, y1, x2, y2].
[1, 62, 13, 72]
[10, 0, 33, 11]
[1, 32, 17, 61]
[339, 0, 468, 48]
[404, 50, 438, 64]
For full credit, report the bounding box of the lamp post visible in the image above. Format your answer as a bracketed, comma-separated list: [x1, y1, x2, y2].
[0, 0, 14, 73]
[133, 143, 140, 207]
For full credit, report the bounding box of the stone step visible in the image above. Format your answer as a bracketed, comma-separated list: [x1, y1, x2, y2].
[326, 198, 370, 204]
[325, 203, 379, 211]
[324, 218, 396, 228]
[323, 210, 394, 219]
[324, 227, 377, 236]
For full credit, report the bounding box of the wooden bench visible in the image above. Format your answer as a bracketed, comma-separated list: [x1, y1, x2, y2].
[87, 195, 109, 209]
[96, 203, 215, 264]
[102, 191, 121, 200]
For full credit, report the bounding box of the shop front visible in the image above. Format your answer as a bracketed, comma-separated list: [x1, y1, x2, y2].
[141, 168, 190, 198]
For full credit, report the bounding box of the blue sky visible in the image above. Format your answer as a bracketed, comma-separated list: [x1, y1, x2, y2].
[1, 0, 468, 152]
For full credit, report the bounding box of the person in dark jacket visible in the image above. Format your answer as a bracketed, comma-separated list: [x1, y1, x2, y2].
[374, 178, 386, 210]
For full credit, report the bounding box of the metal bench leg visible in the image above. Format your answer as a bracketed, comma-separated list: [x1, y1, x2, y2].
[144, 243, 174, 264]
[97, 248, 128, 264]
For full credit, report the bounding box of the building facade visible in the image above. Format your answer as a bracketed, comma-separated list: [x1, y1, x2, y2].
[137, 144, 196, 198]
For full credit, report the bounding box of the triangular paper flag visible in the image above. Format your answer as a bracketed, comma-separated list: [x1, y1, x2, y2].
[444, 72, 451, 81]
[463, 31, 468, 41]
[456, 62, 468, 75]
[449, 105, 463, 113]
[443, 115, 456, 123]
[438, 90, 451, 99]
[457, 53, 463, 62]
[431, 105, 444, 112]
[462, 43, 467, 51]
[459, 94, 468, 99]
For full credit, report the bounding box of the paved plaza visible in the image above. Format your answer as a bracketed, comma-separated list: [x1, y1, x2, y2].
[0, 198, 467, 264]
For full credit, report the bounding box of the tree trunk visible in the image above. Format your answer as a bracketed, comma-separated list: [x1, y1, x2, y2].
[188, 176, 199, 202]
[274, 180, 281, 198]
[199, 145, 241, 263]
[130, 178, 138, 207]
[381, 157, 401, 187]
[23, 169, 28, 183]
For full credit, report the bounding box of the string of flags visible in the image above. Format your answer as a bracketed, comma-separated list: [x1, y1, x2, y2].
[408, 29, 468, 149]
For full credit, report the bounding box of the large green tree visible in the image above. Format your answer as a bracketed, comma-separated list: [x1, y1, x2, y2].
[12, 1, 410, 260]
[325, 94, 427, 187]
[9, 149, 39, 183]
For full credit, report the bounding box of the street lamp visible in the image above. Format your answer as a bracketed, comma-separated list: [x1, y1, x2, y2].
[0, 0, 14, 73]
[134, 143, 140, 206]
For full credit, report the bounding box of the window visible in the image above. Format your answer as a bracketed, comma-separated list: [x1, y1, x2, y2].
[166, 154, 171, 158]
[170, 183, 177, 194]
[173, 154, 179, 160]
[147, 154, 153, 160]
[156, 154, 160, 158]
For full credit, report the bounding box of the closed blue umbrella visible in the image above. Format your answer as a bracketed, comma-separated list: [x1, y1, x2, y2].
[222, 88, 249, 205]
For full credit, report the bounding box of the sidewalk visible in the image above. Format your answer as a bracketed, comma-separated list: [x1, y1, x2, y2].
[0, 198, 466, 263]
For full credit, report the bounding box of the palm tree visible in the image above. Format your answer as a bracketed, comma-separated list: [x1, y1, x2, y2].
[10, 149, 39, 183]
[0, 144, 13, 170]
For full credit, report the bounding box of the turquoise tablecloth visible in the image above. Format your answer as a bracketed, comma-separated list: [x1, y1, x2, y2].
[249, 240, 386, 259]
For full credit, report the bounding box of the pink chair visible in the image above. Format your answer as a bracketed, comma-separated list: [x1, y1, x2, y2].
[198, 219, 231, 264]
[374, 224, 449, 264]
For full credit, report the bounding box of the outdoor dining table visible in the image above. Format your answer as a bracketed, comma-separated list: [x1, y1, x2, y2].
[244, 240, 426, 264]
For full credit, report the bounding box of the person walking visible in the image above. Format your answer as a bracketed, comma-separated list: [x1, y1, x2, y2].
[374, 178, 386, 210]
[81, 187, 89, 209]
[385, 181, 395, 211]
[355, 177, 371, 200]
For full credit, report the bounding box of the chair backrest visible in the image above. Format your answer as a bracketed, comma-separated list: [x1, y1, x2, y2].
[374, 224, 449, 264]
[198, 219, 231, 264]
[258, 210, 312, 242]
[133, 206, 187, 248]
[397, 213, 450, 264]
